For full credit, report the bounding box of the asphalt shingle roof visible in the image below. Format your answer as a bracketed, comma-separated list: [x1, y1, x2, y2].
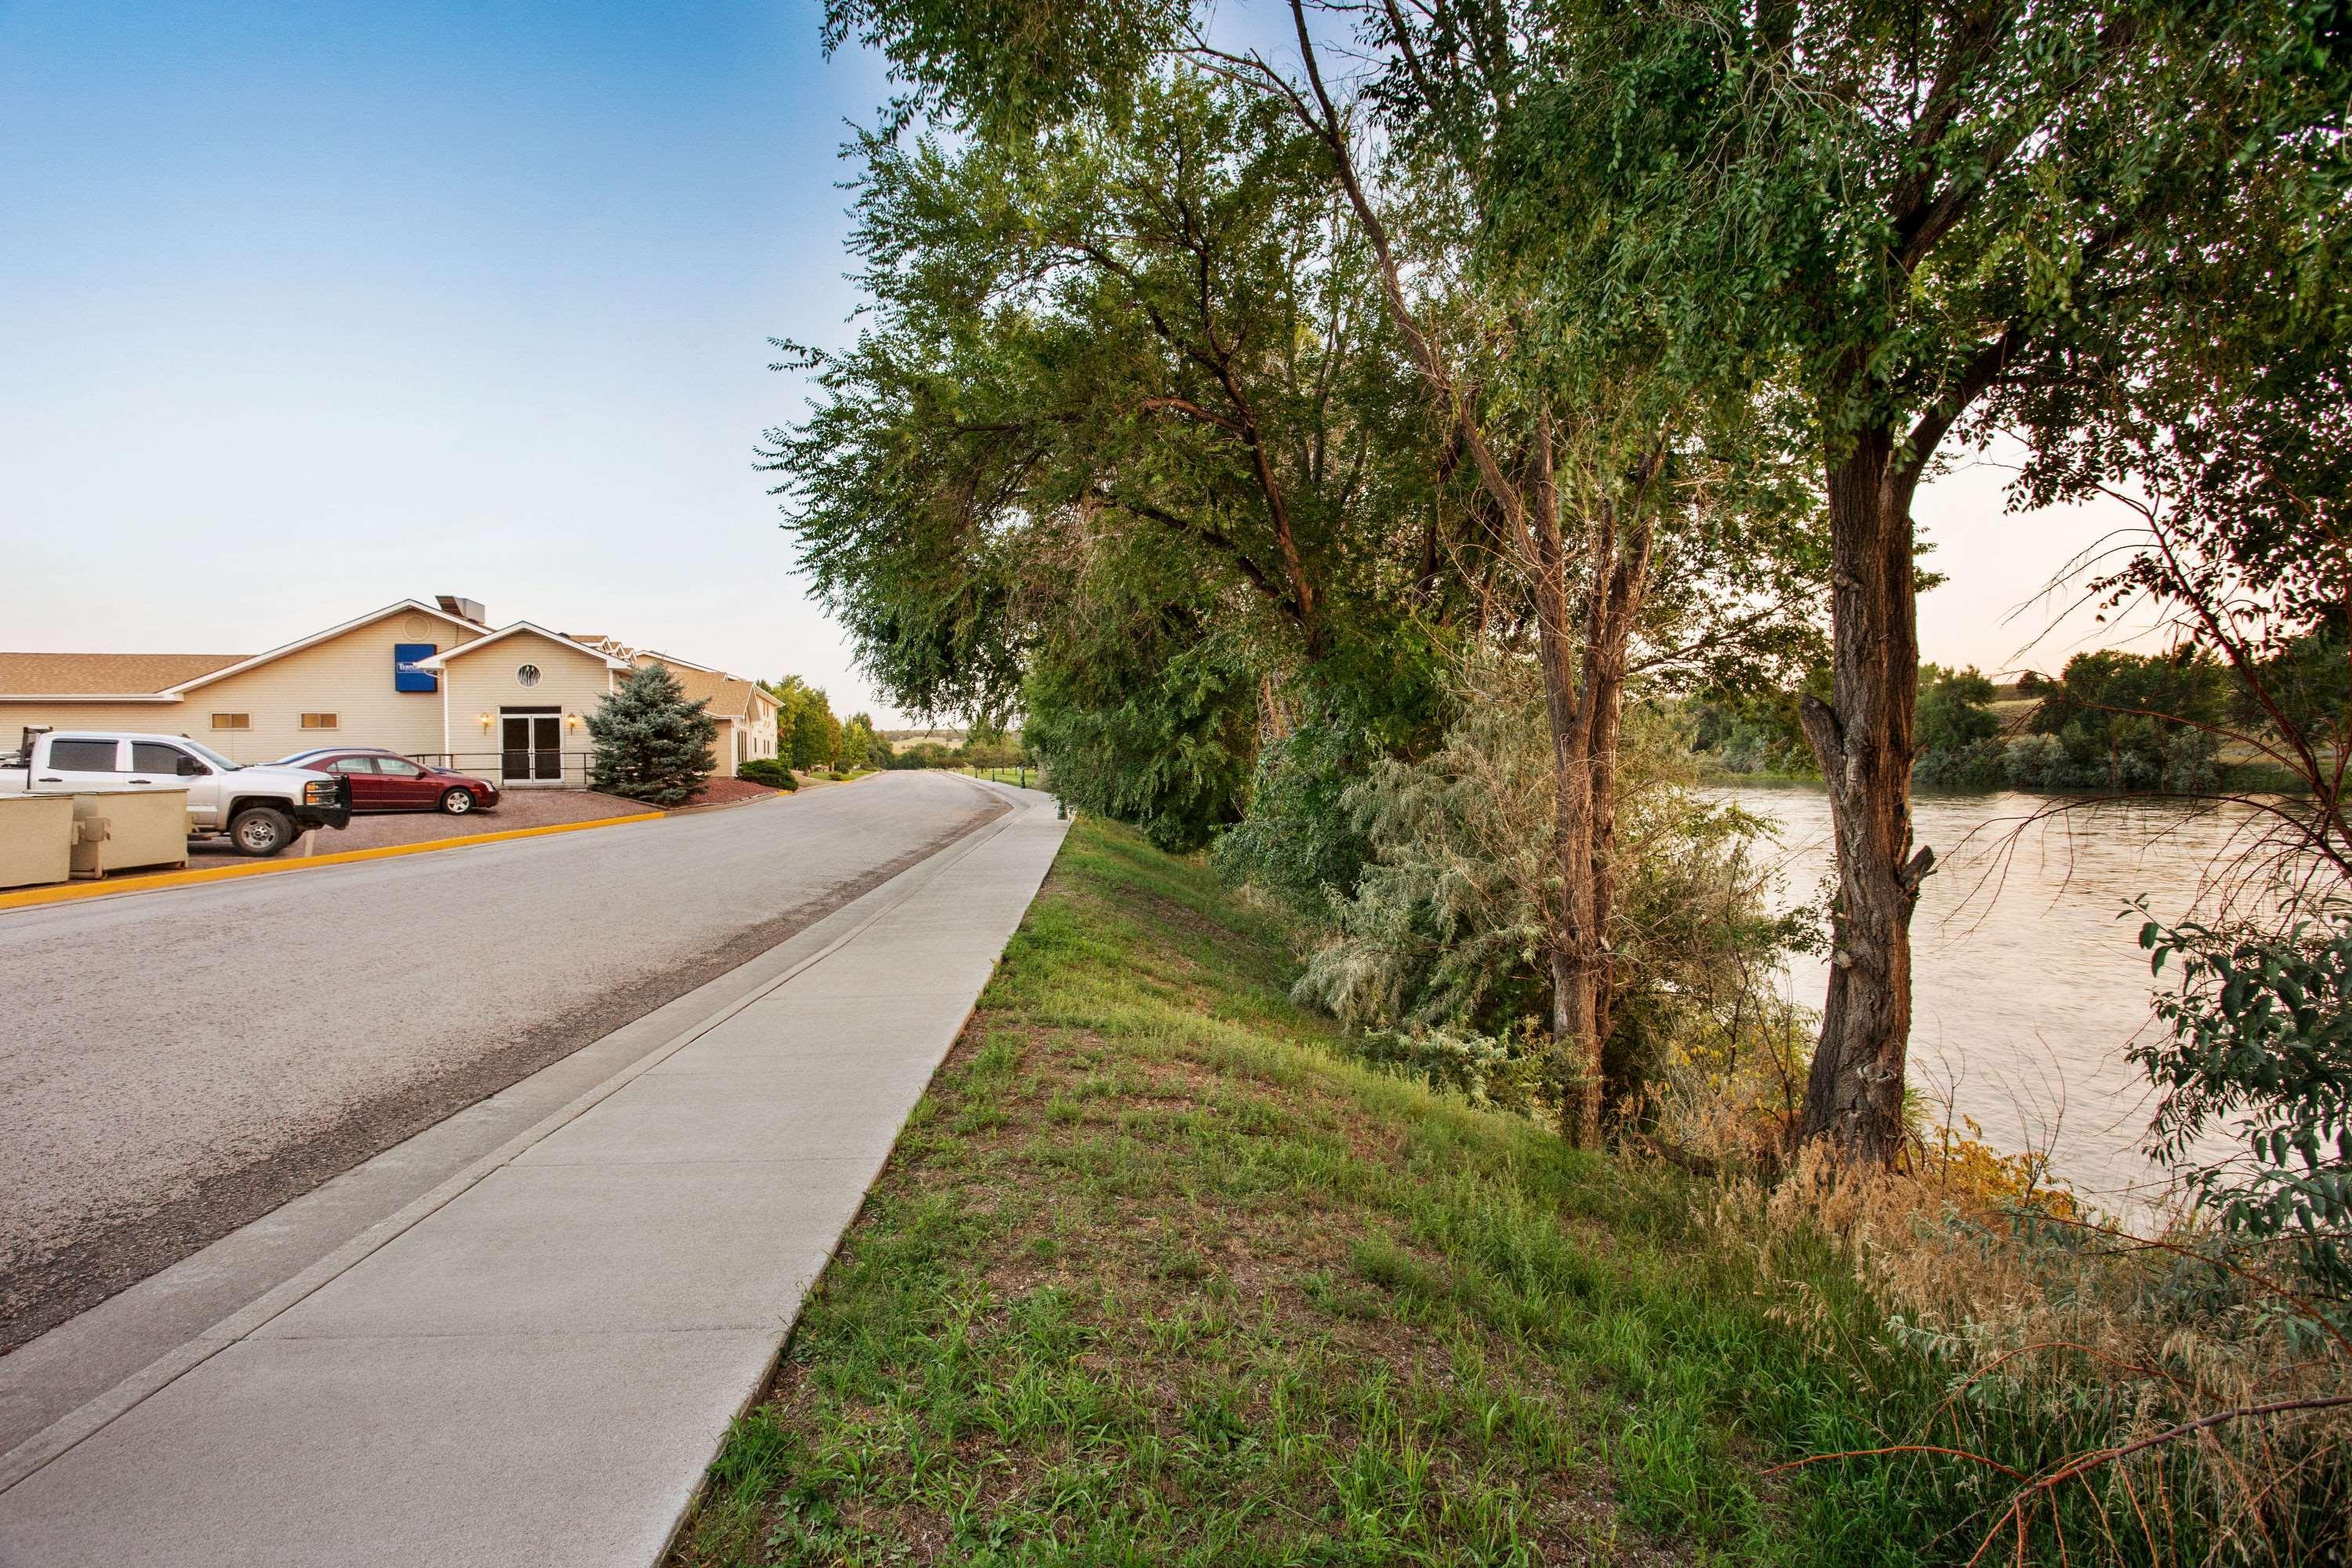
[0, 652, 249, 695]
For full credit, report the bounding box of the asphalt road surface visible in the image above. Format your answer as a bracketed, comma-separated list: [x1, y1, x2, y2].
[0, 772, 1002, 1350]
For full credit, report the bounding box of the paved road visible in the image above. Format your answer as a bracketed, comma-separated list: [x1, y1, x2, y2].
[0, 785, 1069, 1568]
[0, 772, 1000, 1349]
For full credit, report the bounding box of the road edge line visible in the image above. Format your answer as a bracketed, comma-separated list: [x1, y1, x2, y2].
[0, 811, 666, 913]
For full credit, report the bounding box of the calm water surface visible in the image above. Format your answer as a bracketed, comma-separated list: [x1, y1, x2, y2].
[1714, 786, 2277, 1209]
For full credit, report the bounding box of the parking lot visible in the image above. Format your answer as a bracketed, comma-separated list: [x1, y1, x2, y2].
[186, 786, 660, 858]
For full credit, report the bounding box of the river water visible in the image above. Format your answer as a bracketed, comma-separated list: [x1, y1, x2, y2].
[1714, 786, 2282, 1210]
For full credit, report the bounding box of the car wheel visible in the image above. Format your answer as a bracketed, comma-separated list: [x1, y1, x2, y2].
[440, 788, 475, 815]
[228, 807, 296, 857]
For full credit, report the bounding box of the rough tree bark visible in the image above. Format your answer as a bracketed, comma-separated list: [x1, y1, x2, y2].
[1795, 431, 1936, 1167]
[1522, 424, 1660, 1145]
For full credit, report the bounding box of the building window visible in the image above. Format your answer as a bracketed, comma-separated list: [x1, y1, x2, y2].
[516, 663, 542, 688]
[300, 713, 338, 730]
[212, 713, 250, 731]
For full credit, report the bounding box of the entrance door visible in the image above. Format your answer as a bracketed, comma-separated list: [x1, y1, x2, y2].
[500, 710, 562, 783]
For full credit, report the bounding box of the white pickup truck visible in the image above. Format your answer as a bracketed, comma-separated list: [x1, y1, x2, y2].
[2, 729, 353, 856]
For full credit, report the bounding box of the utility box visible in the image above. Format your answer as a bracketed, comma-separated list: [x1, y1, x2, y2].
[0, 793, 76, 890]
[69, 789, 191, 878]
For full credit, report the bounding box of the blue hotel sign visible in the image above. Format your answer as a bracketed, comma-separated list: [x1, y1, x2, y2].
[394, 644, 439, 693]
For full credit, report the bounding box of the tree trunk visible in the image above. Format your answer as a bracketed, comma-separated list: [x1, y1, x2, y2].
[1528, 482, 1605, 1144]
[1797, 433, 1934, 1167]
[1581, 512, 1653, 1115]
[1534, 481, 1653, 1148]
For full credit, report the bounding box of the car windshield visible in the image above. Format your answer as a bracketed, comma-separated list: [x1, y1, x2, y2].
[181, 739, 242, 771]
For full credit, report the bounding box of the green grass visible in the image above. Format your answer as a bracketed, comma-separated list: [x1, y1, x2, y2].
[964, 766, 1044, 788]
[667, 818, 2056, 1567]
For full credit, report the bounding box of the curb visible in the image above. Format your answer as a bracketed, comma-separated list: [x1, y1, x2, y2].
[0, 810, 666, 914]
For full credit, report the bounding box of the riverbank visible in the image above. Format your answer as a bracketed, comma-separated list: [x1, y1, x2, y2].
[1694, 762, 2312, 794]
[666, 818, 2113, 1566]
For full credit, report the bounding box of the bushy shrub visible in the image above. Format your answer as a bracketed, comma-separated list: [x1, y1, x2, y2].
[1998, 727, 2224, 793]
[1341, 1025, 1549, 1116]
[2003, 731, 2077, 789]
[737, 757, 796, 789]
[1022, 622, 1257, 853]
[1210, 714, 1377, 917]
[1683, 680, 1821, 777]
[1914, 735, 2009, 789]
[1290, 659, 1813, 1120]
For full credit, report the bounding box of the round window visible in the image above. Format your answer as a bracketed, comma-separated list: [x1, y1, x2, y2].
[516, 663, 542, 688]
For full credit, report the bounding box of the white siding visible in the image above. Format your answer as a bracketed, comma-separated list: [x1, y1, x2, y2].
[0, 612, 482, 764]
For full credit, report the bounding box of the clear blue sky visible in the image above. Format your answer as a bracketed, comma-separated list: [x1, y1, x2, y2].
[0, 1, 2144, 719]
[0, 1, 920, 717]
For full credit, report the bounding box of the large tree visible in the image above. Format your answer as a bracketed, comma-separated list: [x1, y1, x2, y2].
[767, 72, 1469, 839]
[1599, 0, 2352, 1163]
[801, 0, 1825, 1142]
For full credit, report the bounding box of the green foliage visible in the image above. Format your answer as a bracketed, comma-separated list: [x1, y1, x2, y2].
[762, 69, 1451, 738]
[2028, 649, 2230, 791]
[1916, 665, 1999, 753]
[1020, 591, 1257, 853]
[1210, 713, 1381, 919]
[1289, 665, 1810, 1115]
[2136, 903, 2352, 1305]
[883, 739, 955, 770]
[1911, 665, 2007, 789]
[835, 711, 880, 771]
[2245, 631, 2352, 753]
[764, 677, 843, 773]
[737, 757, 797, 789]
[586, 662, 717, 807]
[1684, 673, 1825, 779]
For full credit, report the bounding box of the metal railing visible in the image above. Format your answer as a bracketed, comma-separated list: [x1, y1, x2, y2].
[415, 750, 597, 787]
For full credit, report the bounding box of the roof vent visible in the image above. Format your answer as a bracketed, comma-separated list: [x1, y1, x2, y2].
[435, 594, 488, 625]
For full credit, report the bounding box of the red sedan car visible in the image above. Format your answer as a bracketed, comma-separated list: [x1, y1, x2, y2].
[271, 748, 501, 815]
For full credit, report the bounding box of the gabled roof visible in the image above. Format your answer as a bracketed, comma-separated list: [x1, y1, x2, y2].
[0, 652, 247, 699]
[635, 652, 777, 720]
[663, 666, 761, 720]
[416, 622, 633, 672]
[169, 599, 493, 695]
[564, 632, 645, 661]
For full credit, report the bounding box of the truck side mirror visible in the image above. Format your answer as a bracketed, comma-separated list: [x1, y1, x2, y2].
[178, 757, 208, 776]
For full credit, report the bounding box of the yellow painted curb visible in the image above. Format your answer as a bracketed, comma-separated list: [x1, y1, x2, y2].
[0, 811, 666, 913]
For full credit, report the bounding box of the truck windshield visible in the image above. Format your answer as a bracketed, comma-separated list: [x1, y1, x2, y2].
[180, 739, 241, 771]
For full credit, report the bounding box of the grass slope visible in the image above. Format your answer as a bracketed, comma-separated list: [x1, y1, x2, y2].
[669, 819, 1994, 1567]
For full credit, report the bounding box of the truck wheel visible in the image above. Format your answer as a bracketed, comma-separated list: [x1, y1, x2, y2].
[228, 807, 296, 857]
[439, 788, 475, 815]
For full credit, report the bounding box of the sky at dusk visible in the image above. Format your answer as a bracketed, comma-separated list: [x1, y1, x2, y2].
[0, 1, 2152, 723]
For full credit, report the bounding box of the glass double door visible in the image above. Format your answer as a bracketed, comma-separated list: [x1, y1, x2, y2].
[500, 710, 562, 782]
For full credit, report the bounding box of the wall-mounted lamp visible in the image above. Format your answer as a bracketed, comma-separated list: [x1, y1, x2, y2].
[564, 712, 581, 730]
[477, 712, 493, 728]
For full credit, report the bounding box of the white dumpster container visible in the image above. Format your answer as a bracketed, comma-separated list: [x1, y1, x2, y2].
[0, 793, 77, 890]
[69, 788, 191, 878]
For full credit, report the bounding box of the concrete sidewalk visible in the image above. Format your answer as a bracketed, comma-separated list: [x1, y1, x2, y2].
[0, 782, 1069, 1568]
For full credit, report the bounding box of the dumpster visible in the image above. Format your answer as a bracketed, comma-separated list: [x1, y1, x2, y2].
[70, 788, 191, 878]
[0, 793, 76, 890]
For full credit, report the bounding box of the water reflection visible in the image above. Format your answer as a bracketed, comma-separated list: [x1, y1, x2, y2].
[1712, 786, 2284, 1209]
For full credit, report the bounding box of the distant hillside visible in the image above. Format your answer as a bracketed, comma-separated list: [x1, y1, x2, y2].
[880, 728, 967, 752]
